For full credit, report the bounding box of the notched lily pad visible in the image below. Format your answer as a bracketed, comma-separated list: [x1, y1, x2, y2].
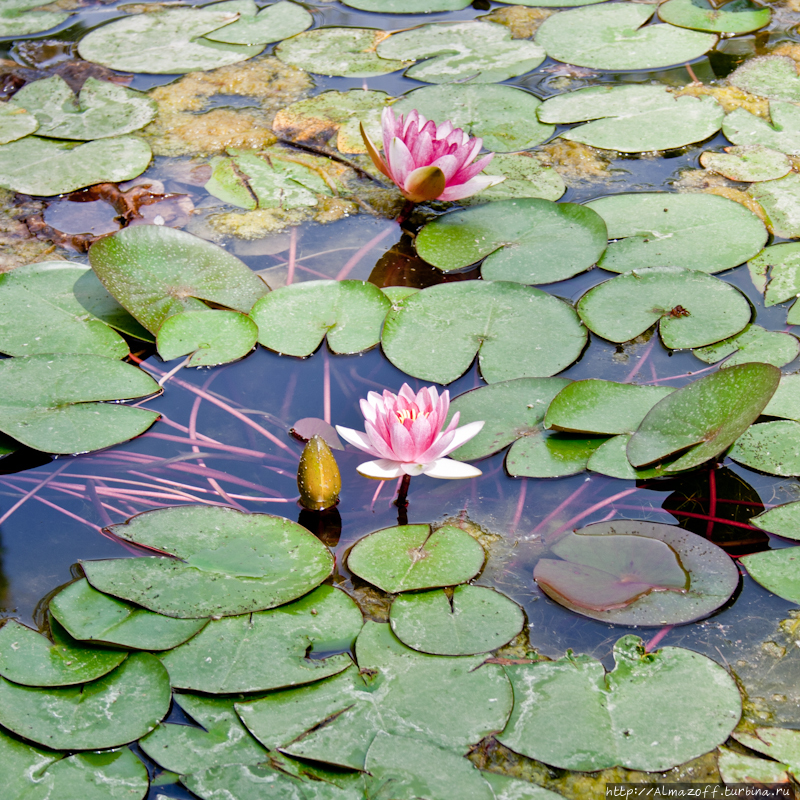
[729, 56, 800, 102]
[658, 0, 770, 33]
[749, 173, 800, 239]
[692, 324, 800, 369]
[724, 101, 800, 155]
[749, 243, 800, 324]
[204, 0, 312, 45]
[700, 145, 792, 182]
[157, 309, 257, 366]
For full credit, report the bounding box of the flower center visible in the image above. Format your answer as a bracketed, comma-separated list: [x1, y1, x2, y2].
[396, 408, 429, 428]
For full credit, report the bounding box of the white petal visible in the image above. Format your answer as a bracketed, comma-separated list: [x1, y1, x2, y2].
[438, 420, 485, 457]
[422, 458, 482, 479]
[335, 425, 379, 456]
[401, 463, 425, 476]
[357, 459, 404, 480]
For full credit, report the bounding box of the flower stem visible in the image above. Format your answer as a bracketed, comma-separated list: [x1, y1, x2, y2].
[395, 474, 411, 509]
[396, 200, 416, 226]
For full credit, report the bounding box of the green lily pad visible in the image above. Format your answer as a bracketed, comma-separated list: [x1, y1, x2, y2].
[0, 135, 151, 196]
[0, 104, 37, 144]
[497, 634, 741, 771]
[89, 225, 269, 335]
[0, 652, 171, 750]
[586, 434, 672, 480]
[416, 198, 607, 285]
[482, 773, 566, 800]
[157, 310, 257, 366]
[741, 546, 800, 603]
[534, 4, 717, 70]
[250, 279, 391, 357]
[382, 281, 588, 384]
[204, 0, 312, 45]
[750, 501, 800, 541]
[159, 586, 361, 693]
[393, 84, 556, 153]
[658, 0, 769, 33]
[347, 524, 485, 593]
[461, 152, 565, 204]
[729, 420, 800, 476]
[700, 145, 792, 182]
[9, 76, 157, 140]
[729, 56, 800, 102]
[376, 21, 545, 84]
[577, 266, 752, 349]
[507, 432, 607, 479]
[718, 746, 791, 785]
[342, 0, 471, 10]
[49, 578, 207, 651]
[734, 727, 800, 776]
[1, 731, 149, 800]
[538, 85, 723, 152]
[0, 354, 159, 454]
[585, 193, 768, 274]
[723, 101, 800, 155]
[0, 1, 70, 36]
[764, 374, 800, 421]
[78, 9, 263, 74]
[750, 243, 800, 324]
[275, 28, 410, 78]
[627, 362, 780, 472]
[693, 324, 800, 368]
[389, 585, 525, 656]
[0, 619, 126, 687]
[236, 622, 513, 770]
[749, 173, 800, 239]
[82, 506, 334, 618]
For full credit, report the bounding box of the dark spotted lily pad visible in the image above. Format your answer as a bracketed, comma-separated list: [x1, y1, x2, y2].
[749, 243, 800, 324]
[764, 374, 800, 421]
[724, 101, 800, 155]
[741, 546, 800, 603]
[658, 0, 769, 33]
[497, 634, 741, 771]
[82, 506, 334, 618]
[700, 145, 792, 182]
[204, 0, 312, 45]
[693, 324, 800, 368]
[729, 56, 800, 102]
[534, 521, 739, 625]
[729, 420, 800, 476]
[157, 310, 258, 366]
[751, 501, 800, 541]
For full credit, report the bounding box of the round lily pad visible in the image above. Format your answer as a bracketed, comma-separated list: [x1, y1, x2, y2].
[751, 501, 800, 541]
[82, 505, 334, 618]
[203, 0, 312, 45]
[0, 103, 37, 144]
[658, 0, 770, 33]
[729, 55, 800, 102]
[0, 652, 171, 750]
[585, 193, 768, 274]
[461, 152, 566, 204]
[382, 281, 587, 384]
[157, 309, 257, 366]
[577, 266, 752, 349]
[749, 173, 800, 239]
[741, 547, 800, 604]
[724, 101, 800, 155]
[393, 84, 555, 153]
[347, 524, 485, 594]
[390, 585, 525, 656]
[497, 634, 741, 771]
[692, 324, 800, 369]
[416, 198, 607, 285]
[534, 3, 717, 70]
[534, 520, 739, 625]
[49, 578, 208, 651]
[700, 146, 792, 182]
[729, 420, 800, 476]
[342, 0, 471, 10]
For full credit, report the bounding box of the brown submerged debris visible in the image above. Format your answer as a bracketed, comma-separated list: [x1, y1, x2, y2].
[671, 84, 769, 118]
[479, 6, 554, 38]
[673, 170, 770, 221]
[0, 190, 62, 271]
[534, 140, 613, 184]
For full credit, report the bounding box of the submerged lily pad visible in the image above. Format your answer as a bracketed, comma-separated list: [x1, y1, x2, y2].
[693, 324, 800, 368]
[0, 354, 159, 454]
[0, 104, 37, 144]
[382, 281, 587, 384]
[0, 1, 70, 37]
[539, 85, 723, 152]
[723, 101, 800, 155]
[393, 85, 555, 153]
[250, 280, 391, 357]
[416, 198, 607, 285]
[749, 173, 800, 239]
[585, 193, 768, 274]
[204, 0, 312, 45]
[729, 56, 800, 102]
[377, 21, 546, 84]
[534, 4, 717, 70]
[82, 506, 334, 618]
[729, 420, 800, 476]
[700, 145, 792, 182]
[741, 546, 800, 603]
[347, 524, 485, 593]
[498, 634, 741, 771]
[658, 0, 769, 33]
[157, 310, 257, 366]
[89, 225, 269, 335]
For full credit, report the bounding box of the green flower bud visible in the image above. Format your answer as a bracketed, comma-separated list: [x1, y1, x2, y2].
[297, 434, 341, 511]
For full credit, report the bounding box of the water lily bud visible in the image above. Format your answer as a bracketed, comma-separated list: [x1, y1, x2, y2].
[297, 434, 341, 511]
[403, 165, 447, 203]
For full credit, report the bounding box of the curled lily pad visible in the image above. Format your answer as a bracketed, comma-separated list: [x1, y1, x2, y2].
[729, 56, 800, 102]
[0, 0, 70, 36]
[415, 198, 607, 285]
[749, 173, 800, 239]
[723, 102, 800, 155]
[700, 145, 792, 182]
[204, 0, 312, 45]
[497, 634, 741, 771]
[347, 524, 485, 593]
[577, 266, 752, 349]
[729, 420, 800, 476]
[82, 506, 334, 618]
[157, 310, 258, 366]
[0, 103, 37, 144]
[692, 324, 800, 368]
[658, 0, 770, 33]
[741, 546, 800, 603]
[382, 281, 587, 384]
[376, 21, 546, 84]
[250, 280, 391, 357]
[749, 243, 800, 324]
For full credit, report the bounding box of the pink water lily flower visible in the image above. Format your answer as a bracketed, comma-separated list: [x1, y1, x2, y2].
[336, 384, 484, 480]
[360, 107, 504, 203]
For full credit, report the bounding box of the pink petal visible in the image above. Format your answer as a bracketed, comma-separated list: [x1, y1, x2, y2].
[387, 414, 415, 461]
[430, 154, 460, 182]
[335, 425, 382, 457]
[450, 153, 494, 186]
[422, 458, 482, 479]
[398, 384, 417, 403]
[409, 128, 434, 167]
[358, 459, 404, 480]
[365, 419, 396, 459]
[409, 414, 435, 456]
[438, 420, 485, 456]
[436, 120, 454, 139]
[437, 174, 504, 202]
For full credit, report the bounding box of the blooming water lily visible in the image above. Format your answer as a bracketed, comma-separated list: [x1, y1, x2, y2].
[336, 383, 484, 481]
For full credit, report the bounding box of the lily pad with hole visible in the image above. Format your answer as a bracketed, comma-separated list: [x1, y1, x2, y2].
[89, 225, 269, 335]
[49, 578, 207, 651]
[723, 102, 800, 155]
[9, 76, 157, 140]
[157, 310, 257, 366]
[204, 0, 312, 45]
[0, 354, 159, 454]
[0, 652, 171, 750]
[718, 746, 791, 785]
[342, 0, 471, 10]
[534, 3, 717, 70]
[376, 21, 545, 84]
[497, 634, 741, 771]
[658, 0, 769, 33]
[628, 362, 780, 471]
[461, 152, 566, 204]
[750, 501, 800, 541]
[0, 135, 151, 196]
[585, 193, 768, 274]
[416, 198, 607, 285]
[692, 324, 800, 368]
[741, 546, 800, 603]
[750, 243, 800, 324]
[389, 585, 525, 656]
[538, 85, 723, 152]
[749, 173, 800, 239]
[764, 374, 800, 421]
[236, 622, 513, 770]
[347, 524, 485, 593]
[729, 420, 800, 476]
[82, 506, 334, 618]
[393, 84, 555, 153]
[78, 9, 263, 74]
[250, 280, 391, 357]
[159, 586, 361, 693]
[577, 267, 752, 349]
[729, 56, 800, 102]
[0, 0, 70, 37]
[0, 103, 37, 144]
[382, 281, 588, 384]
[275, 28, 410, 77]
[700, 145, 792, 182]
